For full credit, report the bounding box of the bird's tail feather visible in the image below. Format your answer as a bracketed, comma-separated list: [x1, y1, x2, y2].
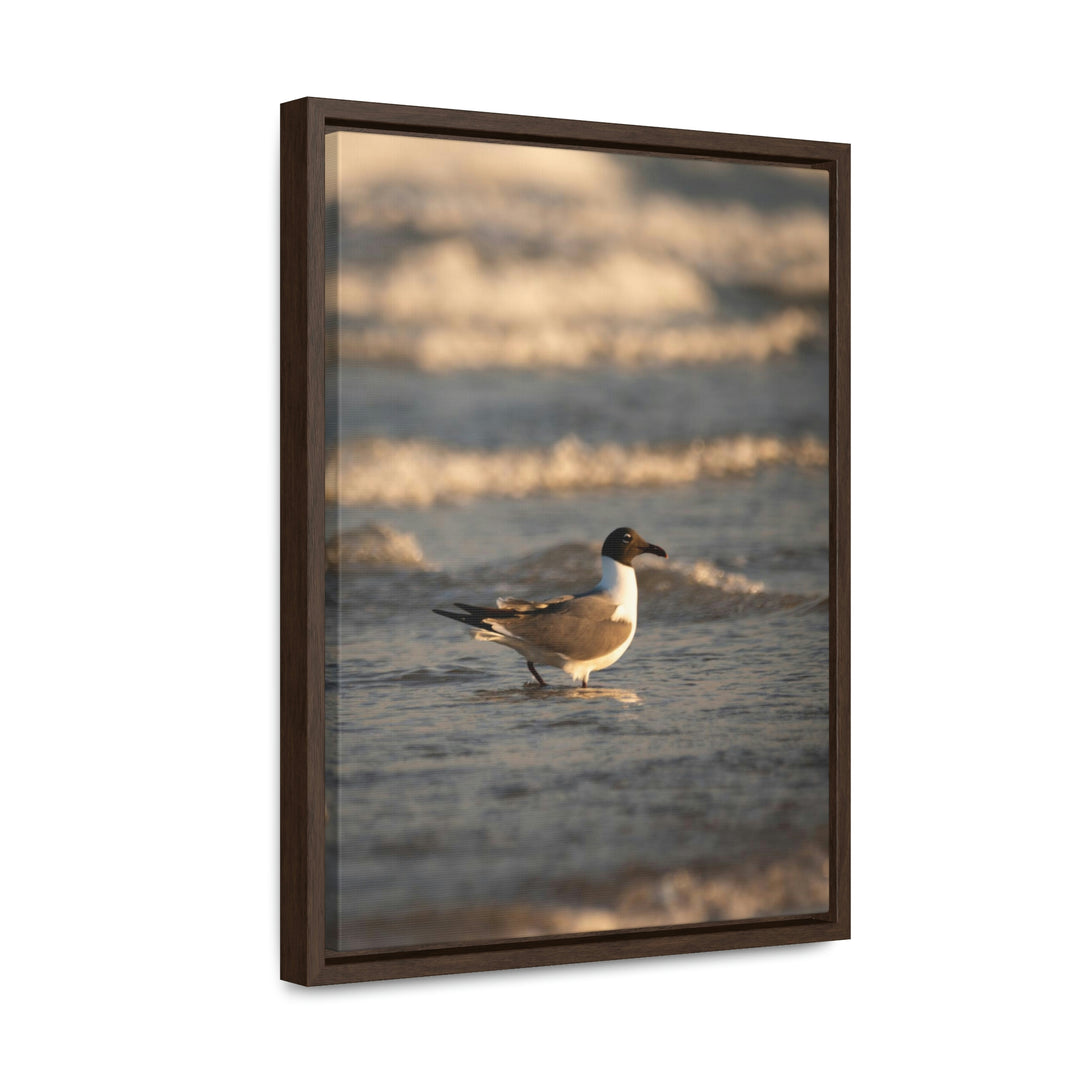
[433, 607, 499, 630]
[453, 602, 513, 618]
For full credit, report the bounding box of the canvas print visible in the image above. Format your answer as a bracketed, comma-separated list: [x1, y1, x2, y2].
[324, 130, 830, 952]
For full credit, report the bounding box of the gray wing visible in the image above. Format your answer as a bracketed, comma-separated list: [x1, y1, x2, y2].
[488, 594, 631, 660]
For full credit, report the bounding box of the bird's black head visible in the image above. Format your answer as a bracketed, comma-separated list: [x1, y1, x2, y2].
[601, 526, 668, 566]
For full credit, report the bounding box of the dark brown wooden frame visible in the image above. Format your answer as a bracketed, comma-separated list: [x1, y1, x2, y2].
[282, 96, 850, 986]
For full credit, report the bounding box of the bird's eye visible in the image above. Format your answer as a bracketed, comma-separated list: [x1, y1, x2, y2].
[622, 533, 631, 542]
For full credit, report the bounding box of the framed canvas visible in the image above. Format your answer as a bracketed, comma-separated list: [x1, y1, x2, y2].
[281, 96, 850, 986]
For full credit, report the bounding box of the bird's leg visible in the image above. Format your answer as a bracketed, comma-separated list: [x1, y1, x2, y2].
[527, 661, 547, 687]
[580, 674, 589, 688]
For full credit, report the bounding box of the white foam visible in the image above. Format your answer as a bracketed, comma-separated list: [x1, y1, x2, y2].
[512, 848, 830, 934]
[337, 242, 713, 326]
[660, 559, 766, 594]
[326, 523, 427, 567]
[338, 306, 820, 370]
[343, 201, 829, 295]
[326, 434, 828, 507]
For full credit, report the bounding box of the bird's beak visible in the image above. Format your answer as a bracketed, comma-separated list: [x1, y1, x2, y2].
[644, 542, 667, 559]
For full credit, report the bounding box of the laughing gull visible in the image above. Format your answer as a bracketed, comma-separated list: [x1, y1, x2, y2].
[433, 526, 667, 687]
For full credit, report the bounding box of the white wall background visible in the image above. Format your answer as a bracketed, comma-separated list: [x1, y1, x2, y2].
[3, 3, 1077, 1077]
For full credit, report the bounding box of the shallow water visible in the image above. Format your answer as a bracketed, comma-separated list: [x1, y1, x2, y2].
[326, 468, 829, 950]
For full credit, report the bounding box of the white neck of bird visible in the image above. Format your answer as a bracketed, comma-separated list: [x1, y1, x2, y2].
[598, 556, 638, 608]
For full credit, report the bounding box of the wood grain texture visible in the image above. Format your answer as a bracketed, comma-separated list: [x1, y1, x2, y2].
[280, 98, 327, 985]
[317, 96, 846, 166]
[318, 918, 847, 985]
[281, 97, 851, 986]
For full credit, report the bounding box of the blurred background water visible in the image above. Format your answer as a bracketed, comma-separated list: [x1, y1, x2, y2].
[324, 132, 830, 952]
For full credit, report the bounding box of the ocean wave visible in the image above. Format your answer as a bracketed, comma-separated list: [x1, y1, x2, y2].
[338, 205, 828, 298]
[336, 243, 713, 326]
[329, 239, 823, 371]
[507, 544, 812, 622]
[327, 536, 817, 624]
[341, 541, 813, 628]
[326, 434, 828, 507]
[338, 306, 821, 370]
[509, 845, 829, 937]
[326, 523, 427, 567]
[483, 543, 805, 623]
[329, 841, 828, 951]
[329, 133, 828, 297]
[493, 541, 764, 594]
[641, 558, 764, 594]
[326, 134, 829, 378]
